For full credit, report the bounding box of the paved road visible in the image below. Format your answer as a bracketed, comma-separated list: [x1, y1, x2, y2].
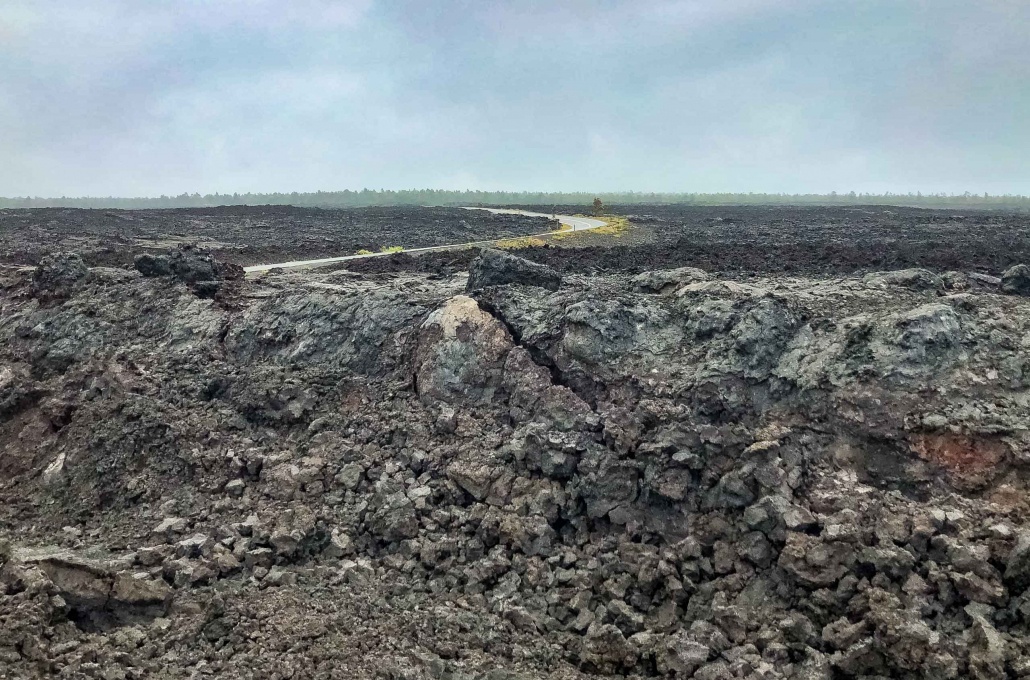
[242, 208, 607, 274]
[470, 208, 606, 233]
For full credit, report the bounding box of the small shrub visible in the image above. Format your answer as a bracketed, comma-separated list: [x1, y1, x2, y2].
[379, 246, 404, 254]
[355, 249, 374, 256]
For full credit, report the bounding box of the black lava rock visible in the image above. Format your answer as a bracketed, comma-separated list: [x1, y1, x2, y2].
[1002, 264, 1030, 296]
[466, 248, 562, 292]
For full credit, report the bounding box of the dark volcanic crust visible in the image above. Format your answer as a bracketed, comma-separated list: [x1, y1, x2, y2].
[0, 205, 553, 268]
[4, 203, 1030, 278]
[5, 245, 1030, 678]
[342, 204, 1030, 279]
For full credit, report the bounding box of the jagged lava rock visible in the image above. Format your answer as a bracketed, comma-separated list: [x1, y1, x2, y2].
[134, 244, 243, 297]
[1002, 264, 1030, 296]
[414, 294, 514, 404]
[2, 263, 1030, 678]
[31, 252, 89, 298]
[466, 248, 562, 292]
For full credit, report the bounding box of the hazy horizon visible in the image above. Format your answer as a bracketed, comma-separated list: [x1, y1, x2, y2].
[2, 1, 1028, 198]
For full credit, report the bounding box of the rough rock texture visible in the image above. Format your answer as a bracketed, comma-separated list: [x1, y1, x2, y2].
[415, 295, 514, 404]
[134, 245, 243, 298]
[1002, 264, 1030, 296]
[3, 256, 1030, 679]
[31, 253, 89, 299]
[466, 248, 563, 292]
[862, 268, 944, 292]
[631, 267, 710, 294]
[0, 205, 553, 269]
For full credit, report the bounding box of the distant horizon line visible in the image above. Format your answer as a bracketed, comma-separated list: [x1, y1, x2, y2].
[1, 188, 1028, 211]
[2, 188, 1028, 199]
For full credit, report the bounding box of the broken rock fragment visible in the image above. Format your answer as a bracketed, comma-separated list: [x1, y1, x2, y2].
[32, 252, 89, 298]
[414, 295, 514, 404]
[1002, 264, 1030, 296]
[8, 548, 171, 614]
[631, 266, 709, 294]
[466, 248, 562, 292]
[863, 268, 944, 292]
[134, 244, 242, 297]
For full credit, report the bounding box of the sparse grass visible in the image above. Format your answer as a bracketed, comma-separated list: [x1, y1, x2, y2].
[590, 215, 631, 237]
[496, 236, 547, 249]
[379, 245, 404, 254]
[553, 215, 631, 240]
[355, 249, 374, 255]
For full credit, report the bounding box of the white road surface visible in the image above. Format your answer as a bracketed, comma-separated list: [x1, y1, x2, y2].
[242, 208, 607, 274]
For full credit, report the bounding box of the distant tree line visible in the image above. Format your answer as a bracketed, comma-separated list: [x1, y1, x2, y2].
[0, 189, 1027, 210]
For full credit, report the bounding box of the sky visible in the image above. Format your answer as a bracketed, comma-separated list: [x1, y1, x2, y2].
[1, 0, 1028, 197]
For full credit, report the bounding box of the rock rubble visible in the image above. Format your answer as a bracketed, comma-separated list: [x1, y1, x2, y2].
[3, 249, 1030, 678]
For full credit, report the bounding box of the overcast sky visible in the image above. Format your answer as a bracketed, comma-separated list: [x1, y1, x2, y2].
[2, 0, 1028, 197]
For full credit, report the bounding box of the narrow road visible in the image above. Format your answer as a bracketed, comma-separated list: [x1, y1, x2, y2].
[242, 208, 607, 274]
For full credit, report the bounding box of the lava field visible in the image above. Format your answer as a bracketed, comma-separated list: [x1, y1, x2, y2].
[3, 205, 1030, 679]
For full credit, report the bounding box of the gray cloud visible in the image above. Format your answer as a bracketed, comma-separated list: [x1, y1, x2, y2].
[1, 0, 1027, 196]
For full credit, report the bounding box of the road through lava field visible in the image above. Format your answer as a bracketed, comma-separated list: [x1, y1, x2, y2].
[340, 204, 1030, 279]
[0, 205, 554, 268]
[3, 204, 1028, 278]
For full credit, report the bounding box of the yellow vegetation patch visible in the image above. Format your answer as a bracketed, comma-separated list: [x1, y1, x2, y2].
[379, 245, 405, 254]
[355, 249, 374, 255]
[591, 216, 631, 237]
[496, 236, 548, 249]
[553, 215, 631, 240]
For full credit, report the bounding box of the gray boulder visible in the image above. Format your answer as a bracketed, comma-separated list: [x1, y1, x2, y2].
[1001, 264, 1030, 296]
[631, 266, 709, 294]
[32, 252, 89, 297]
[414, 295, 514, 405]
[466, 249, 562, 292]
[133, 253, 173, 278]
[968, 272, 1002, 287]
[10, 547, 170, 612]
[134, 245, 243, 297]
[863, 268, 944, 292]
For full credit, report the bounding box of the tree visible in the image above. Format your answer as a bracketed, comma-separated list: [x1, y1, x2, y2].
[592, 197, 604, 216]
